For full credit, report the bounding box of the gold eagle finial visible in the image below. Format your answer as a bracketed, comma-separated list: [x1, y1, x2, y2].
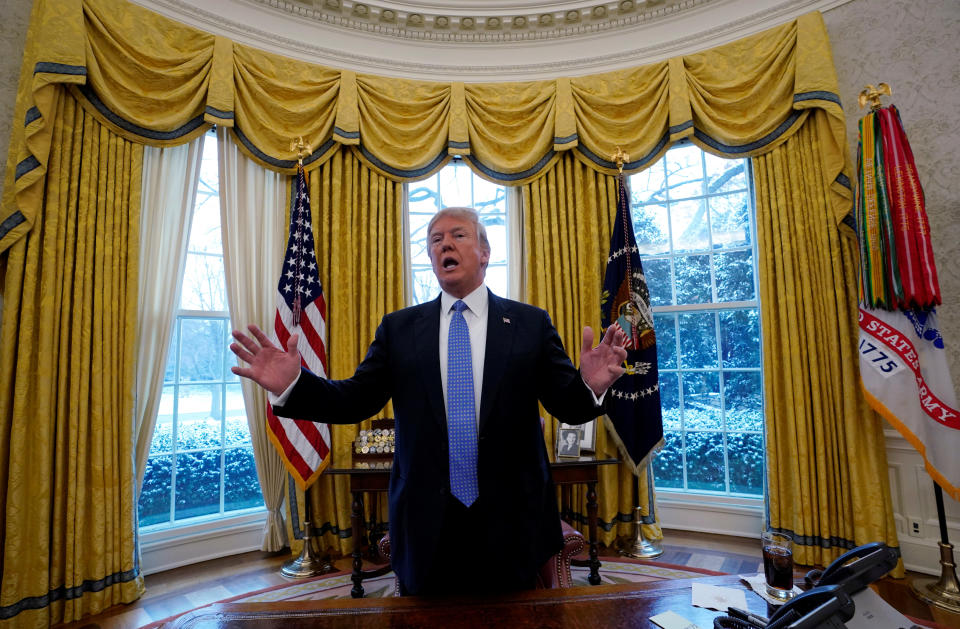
[859, 83, 891, 111]
[290, 136, 313, 166]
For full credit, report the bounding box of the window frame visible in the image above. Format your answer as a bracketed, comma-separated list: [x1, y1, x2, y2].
[630, 144, 766, 500]
[403, 160, 520, 305]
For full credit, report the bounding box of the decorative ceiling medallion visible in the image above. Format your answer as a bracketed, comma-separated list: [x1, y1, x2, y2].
[239, 0, 717, 43]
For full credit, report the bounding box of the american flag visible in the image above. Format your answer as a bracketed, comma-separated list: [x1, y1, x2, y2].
[266, 163, 331, 489]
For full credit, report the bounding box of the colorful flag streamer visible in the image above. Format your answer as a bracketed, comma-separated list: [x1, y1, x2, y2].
[856, 105, 959, 501]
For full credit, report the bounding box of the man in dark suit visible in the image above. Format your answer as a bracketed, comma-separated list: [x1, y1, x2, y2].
[230, 207, 627, 596]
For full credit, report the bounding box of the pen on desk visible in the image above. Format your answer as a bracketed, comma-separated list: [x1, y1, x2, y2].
[727, 607, 768, 627]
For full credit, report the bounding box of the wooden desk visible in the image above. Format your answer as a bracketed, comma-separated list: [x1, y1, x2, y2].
[167, 575, 768, 628]
[327, 456, 617, 598]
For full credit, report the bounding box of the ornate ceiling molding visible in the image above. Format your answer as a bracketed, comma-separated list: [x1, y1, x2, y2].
[246, 0, 711, 43]
[134, 0, 854, 80]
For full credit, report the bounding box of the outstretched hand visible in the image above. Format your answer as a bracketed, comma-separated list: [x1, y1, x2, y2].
[230, 324, 302, 396]
[580, 325, 628, 397]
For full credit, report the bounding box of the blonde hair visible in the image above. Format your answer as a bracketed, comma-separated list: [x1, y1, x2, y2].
[427, 207, 490, 255]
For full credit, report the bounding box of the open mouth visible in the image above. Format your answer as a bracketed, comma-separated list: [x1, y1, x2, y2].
[441, 256, 459, 270]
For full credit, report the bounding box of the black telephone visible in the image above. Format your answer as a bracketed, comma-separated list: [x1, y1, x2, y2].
[714, 542, 899, 629]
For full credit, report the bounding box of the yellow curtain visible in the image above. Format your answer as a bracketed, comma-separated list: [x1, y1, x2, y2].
[0, 93, 144, 627]
[2, 1, 850, 255]
[277, 147, 404, 557]
[753, 111, 901, 575]
[521, 153, 662, 545]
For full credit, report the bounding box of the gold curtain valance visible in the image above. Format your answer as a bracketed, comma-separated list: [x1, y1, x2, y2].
[1, 0, 852, 253]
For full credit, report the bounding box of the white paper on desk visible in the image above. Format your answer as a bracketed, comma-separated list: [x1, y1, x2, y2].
[690, 582, 747, 611]
[844, 588, 925, 629]
[649, 610, 704, 629]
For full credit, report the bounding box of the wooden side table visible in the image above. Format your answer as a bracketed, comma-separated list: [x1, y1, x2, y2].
[327, 455, 618, 597]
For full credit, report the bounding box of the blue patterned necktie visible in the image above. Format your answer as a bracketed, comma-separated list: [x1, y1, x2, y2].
[447, 300, 479, 507]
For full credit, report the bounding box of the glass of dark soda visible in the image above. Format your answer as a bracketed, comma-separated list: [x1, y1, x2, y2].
[761, 531, 795, 600]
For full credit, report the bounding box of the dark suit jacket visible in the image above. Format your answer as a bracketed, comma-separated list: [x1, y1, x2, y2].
[274, 290, 604, 593]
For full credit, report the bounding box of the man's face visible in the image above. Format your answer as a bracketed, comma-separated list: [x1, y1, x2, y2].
[428, 214, 489, 298]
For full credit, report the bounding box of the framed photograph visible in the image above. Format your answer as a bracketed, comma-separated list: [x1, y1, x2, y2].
[557, 427, 582, 458]
[559, 420, 596, 453]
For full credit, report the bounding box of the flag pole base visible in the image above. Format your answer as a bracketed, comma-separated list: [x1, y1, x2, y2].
[618, 506, 663, 559]
[280, 521, 337, 579]
[911, 542, 960, 614]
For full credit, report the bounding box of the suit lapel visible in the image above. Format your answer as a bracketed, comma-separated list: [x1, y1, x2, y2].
[415, 297, 446, 427]
[479, 291, 514, 435]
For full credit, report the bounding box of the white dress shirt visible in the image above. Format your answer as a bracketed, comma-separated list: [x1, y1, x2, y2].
[439, 285, 488, 430]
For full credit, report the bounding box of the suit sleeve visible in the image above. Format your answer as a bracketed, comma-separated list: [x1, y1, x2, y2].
[535, 311, 605, 425]
[272, 318, 393, 423]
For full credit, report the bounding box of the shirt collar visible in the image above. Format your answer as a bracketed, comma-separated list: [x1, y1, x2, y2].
[441, 284, 488, 317]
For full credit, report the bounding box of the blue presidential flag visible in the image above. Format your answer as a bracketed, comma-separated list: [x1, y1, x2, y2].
[599, 173, 664, 473]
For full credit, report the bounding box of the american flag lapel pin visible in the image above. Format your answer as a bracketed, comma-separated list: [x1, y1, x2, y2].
[502, 317, 511, 324]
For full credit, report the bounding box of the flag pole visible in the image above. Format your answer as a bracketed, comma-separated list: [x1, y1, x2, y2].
[279, 137, 336, 579]
[605, 146, 663, 560]
[910, 482, 960, 613]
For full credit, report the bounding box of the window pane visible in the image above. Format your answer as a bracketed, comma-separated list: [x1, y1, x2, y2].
[719, 309, 760, 368]
[675, 255, 711, 304]
[727, 432, 764, 495]
[643, 258, 672, 306]
[678, 312, 718, 369]
[482, 216, 507, 265]
[665, 145, 704, 200]
[724, 371, 763, 432]
[474, 180, 507, 212]
[139, 455, 172, 526]
[653, 313, 676, 369]
[632, 162, 666, 204]
[224, 447, 264, 511]
[714, 250, 755, 302]
[408, 175, 441, 213]
[705, 152, 748, 194]
[632, 204, 670, 256]
[709, 192, 751, 248]
[438, 164, 473, 207]
[164, 328, 177, 383]
[177, 384, 223, 450]
[175, 451, 222, 520]
[408, 212, 433, 265]
[659, 372, 681, 431]
[224, 384, 249, 447]
[406, 163, 509, 306]
[179, 318, 225, 382]
[484, 264, 508, 297]
[180, 253, 226, 311]
[670, 199, 709, 253]
[652, 431, 684, 489]
[682, 371, 721, 430]
[152, 386, 175, 455]
[685, 431, 725, 491]
[412, 267, 441, 304]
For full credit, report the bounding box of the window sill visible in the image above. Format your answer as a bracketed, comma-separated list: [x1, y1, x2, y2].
[654, 490, 764, 538]
[140, 509, 268, 575]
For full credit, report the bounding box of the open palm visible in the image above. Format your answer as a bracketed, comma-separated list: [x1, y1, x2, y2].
[580, 325, 628, 397]
[229, 325, 302, 396]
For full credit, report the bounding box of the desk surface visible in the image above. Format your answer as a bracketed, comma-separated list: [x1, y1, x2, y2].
[168, 575, 765, 628]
